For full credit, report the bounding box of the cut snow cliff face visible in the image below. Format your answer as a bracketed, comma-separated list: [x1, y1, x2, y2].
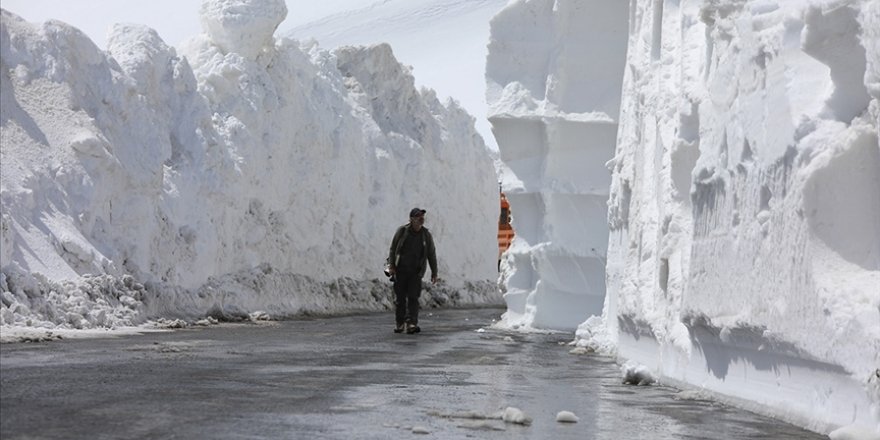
[489, 0, 879, 435]
[487, 0, 629, 330]
[0, 0, 499, 331]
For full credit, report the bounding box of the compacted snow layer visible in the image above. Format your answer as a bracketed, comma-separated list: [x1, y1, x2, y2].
[488, 0, 879, 435]
[0, 0, 500, 333]
[486, 0, 629, 330]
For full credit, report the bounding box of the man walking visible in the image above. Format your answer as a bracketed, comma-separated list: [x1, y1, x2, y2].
[387, 208, 438, 334]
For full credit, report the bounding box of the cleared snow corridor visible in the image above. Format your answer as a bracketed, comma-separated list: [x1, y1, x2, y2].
[0, 0, 878, 437]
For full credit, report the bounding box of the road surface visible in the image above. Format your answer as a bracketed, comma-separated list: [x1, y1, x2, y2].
[1, 307, 825, 439]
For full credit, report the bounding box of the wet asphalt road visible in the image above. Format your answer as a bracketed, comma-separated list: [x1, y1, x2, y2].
[1, 307, 825, 440]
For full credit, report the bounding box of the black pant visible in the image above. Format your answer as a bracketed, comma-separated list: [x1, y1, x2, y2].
[393, 269, 422, 325]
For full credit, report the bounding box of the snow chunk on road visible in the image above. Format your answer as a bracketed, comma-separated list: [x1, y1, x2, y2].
[555, 410, 579, 423]
[621, 361, 655, 386]
[411, 426, 430, 435]
[828, 425, 880, 440]
[498, 407, 532, 426]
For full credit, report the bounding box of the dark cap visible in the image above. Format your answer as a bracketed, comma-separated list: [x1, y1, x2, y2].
[409, 208, 426, 218]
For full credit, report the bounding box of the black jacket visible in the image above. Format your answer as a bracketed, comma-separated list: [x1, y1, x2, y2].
[388, 224, 437, 278]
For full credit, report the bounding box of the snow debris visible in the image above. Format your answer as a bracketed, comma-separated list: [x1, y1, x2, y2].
[8, 332, 63, 343]
[194, 317, 220, 326]
[555, 410, 579, 423]
[573, 315, 616, 355]
[621, 361, 655, 386]
[153, 319, 188, 329]
[411, 426, 430, 435]
[828, 425, 880, 440]
[497, 407, 532, 426]
[248, 311, 270, 321]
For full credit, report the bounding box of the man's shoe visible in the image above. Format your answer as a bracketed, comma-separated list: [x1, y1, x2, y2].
[394, 323, 405, 333]
[405, 323, 420, 334]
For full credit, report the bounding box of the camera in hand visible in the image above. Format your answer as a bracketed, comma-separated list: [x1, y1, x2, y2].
[384, 263, 395, 282]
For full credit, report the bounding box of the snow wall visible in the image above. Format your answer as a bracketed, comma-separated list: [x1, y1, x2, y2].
[487, 0, 629, 331]
[489, 0, 879, 435]
[0, 0, 500, 332]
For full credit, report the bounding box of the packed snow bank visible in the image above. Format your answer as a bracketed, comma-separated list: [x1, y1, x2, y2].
[600, 0, 879, 433]
[486, 0, 629, 330]
[0, 0, 500, 334]
[284, 0, 508, 152]
[489, 0, 879, 435]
